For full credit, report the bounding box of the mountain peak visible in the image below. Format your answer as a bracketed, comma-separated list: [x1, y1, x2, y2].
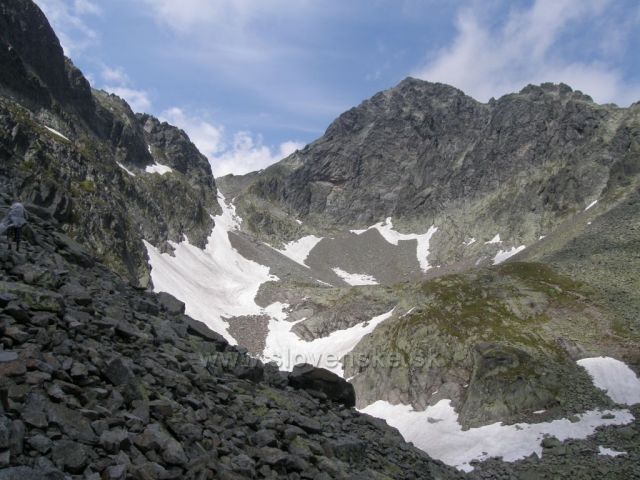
[517, 82, 595, 103]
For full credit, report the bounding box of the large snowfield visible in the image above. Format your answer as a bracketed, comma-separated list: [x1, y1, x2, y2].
[361, 355, 640, 471]
[361, 400, 634, 472]
[577, 356, 640, 405]
[145, 194, 278, 343]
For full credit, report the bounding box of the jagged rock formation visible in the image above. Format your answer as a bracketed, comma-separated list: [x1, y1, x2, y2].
[0, 0, 220, 286]
[0, 198, 463, 479]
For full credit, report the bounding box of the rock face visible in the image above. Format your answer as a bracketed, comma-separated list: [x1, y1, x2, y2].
[0, 0, 220, 286]
[227, 77, 640, 264]
[288, 364, 356, 408]
[0, 200, 462, 479]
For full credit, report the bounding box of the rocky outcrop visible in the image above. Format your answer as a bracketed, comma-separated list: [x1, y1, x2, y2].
[0, 200, 462, 479]
[0, 0, 220, 285]
[288, 364, 356, 408]
[0, 0, 94, 122]
[343, 263, 633, 426]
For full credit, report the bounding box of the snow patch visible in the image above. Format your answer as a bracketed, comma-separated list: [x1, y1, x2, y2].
[147, 145, 153, 154]
[577, 357, 640, 405]
[117, 162, 136, 177]
[598, 446, 626, 457]
[493, 245, 526, 265]
[274, 235, 322, 267]
[485, 234, 502, 244]
[262, 309, 394, 376]
[44, 126, 70, 141]
[144, 194, 278, 343]
[332, 267, 379, 286]
[585, 200, 598, 211]
[351, 217, 438, 271]
[464, 237, 476, 246]
[360, 399, 633, 472]
[145, 163, 173, 175]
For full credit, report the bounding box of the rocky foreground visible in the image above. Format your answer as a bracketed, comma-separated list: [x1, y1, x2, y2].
[0, 199, 463, 479]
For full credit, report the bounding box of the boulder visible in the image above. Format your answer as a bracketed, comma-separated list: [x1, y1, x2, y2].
[184, 317, 227, 348]
[51, 439, 88, 473]
[288, 364, 356, 408]
[156, 292, 185, 315]
[104, 357, 136, 386]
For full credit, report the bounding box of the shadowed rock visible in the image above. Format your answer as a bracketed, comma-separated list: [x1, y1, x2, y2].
[288, 363, 356, 408]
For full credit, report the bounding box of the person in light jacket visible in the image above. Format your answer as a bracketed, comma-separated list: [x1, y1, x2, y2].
[0, 202, 28, 251]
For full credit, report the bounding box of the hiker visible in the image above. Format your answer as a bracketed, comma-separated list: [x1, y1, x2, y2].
[0, 202, 28, 251]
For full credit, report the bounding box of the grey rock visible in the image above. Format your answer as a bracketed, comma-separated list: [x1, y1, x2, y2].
[292, 415, 323, 434]
[324, 437, 366, 463]
[104, 357, 136, 386]
[185, 317, 228, 347]
[257, 447, 288, 466]
[9, 419, 25, 455]
[51, 439, 88, 473]
[230, 453, 255, 476]
[104, 464, 127, 480]
[289, 364, 356, 408]
[100, 429, 131, 453]
[22, 394, 49, 428]
[46, 401, 97, 444]
[0, 415, 9, 449]
[27, 434, 52, 454]
[156, 292, 185, 315]
[130, 462, 169, 480]
[254, 429, 278, 447]
[161, 438, 187, 466]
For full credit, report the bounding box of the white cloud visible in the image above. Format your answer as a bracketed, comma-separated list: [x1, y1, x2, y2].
[133, 0, 347, 120]
[160, 108, 303, 177]
[135, 0, 237, 32]
[34, 0, 101, 56]
[136, 0, 310, 33]
[211, 132, 304, 177]
[101, 66, 130, 85]
[414, 0, 640, 106]
[160, 108, 225, 159]
[104, 86, 152, 113]
[279, 141, 304, 159]
[73, 0, 102, 16]
[100, 65, 153, 113]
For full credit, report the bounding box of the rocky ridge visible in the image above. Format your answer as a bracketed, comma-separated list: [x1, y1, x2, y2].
[0, 0, 220, 286]
[224, 78, 640, 272]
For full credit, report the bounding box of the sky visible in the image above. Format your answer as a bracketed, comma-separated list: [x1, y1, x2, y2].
[34, 0, 640, 177]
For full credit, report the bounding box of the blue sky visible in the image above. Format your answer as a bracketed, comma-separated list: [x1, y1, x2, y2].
[35, 0, 640, 176]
